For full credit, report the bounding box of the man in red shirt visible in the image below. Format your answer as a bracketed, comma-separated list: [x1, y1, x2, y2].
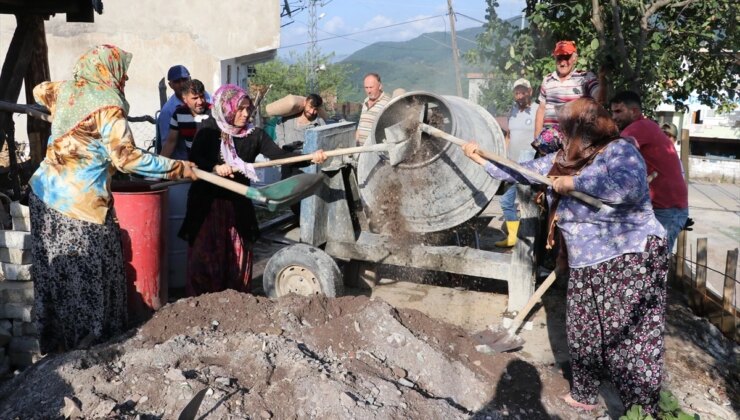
[610, 91, 688, 250]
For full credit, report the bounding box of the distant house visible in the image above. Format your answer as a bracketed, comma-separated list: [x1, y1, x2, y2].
[657, 99, 740, 183]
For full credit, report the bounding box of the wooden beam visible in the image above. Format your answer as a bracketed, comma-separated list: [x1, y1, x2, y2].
[0, 15, 38, 199]
[0, 16, 36, 101]
[23, 14, 51, 165]
[0, 0, 90, 17]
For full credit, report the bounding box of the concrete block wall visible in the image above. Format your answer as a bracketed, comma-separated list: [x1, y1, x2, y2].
[689, 156, 740, 184]
[0, 202, 38, 377]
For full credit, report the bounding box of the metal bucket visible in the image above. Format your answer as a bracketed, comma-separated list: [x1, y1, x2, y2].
[357, 91, 505, 233]
[111, 182, 167, 322]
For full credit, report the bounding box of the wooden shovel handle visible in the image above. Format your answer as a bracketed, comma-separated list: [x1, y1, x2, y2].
[192, 168, 266, 202]
[251, 143, 388, 168]
[508, 270, 558, 334]
[149, 179, 192, 190]
[420, 124, 604, 209]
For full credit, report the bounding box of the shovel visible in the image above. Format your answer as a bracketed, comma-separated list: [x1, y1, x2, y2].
[421, 124, 604, 208]
[249, 137, 412, 169]
[476, 270, 559, 353]
[192, 168, 324, 211]
[384, 119, 604, 209]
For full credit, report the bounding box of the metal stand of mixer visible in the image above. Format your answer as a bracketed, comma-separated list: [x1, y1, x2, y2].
[262, 93, 541, 312]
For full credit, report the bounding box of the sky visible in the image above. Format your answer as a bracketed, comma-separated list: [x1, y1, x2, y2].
[278, 0, 526, 60]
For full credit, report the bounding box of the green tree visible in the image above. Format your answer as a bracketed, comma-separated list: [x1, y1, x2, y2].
[466, 0, 739, 114]
[249, 52, 356, 115]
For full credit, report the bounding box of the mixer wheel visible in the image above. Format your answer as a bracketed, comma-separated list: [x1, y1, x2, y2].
[263, 244, 344, 298]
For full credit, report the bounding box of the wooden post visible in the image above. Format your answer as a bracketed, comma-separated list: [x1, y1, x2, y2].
[23, 15, 51, 166]
[446, 0, 463, 97]
[680, 128, 690, 183]
[694, 238, 708, 314]
[721, 248, 738, 340]
[674, 229, 688, 287]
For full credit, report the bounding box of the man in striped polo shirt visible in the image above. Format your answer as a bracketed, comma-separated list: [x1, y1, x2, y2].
[161, 79, 211, 160]
[356, 73, 391, 146]
[533, 40, 604, 156]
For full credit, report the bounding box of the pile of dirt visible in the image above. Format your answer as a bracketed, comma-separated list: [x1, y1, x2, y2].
[662, 292, 739, 418]
[0, 291, 579, 419]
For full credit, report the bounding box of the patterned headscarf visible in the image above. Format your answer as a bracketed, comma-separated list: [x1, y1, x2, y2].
[51, 44, 132, 141]
[212, 84, 254, 138]
[212, 84, 259, 181]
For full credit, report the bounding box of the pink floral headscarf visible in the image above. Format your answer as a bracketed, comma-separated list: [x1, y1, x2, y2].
[212, 84, 254, 138]
[212, 84, 259, 181]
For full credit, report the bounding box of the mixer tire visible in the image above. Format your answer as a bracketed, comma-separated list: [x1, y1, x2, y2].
[263, 244, 344, 298]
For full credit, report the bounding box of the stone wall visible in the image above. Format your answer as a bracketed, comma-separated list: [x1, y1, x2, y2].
[690, 156, 740, 184]
[0, 202, 37, 376]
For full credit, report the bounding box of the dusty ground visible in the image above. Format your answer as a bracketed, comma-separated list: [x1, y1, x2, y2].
[0, 277, 736, 419]
[0, 189, 737, 419]
[0, 291, 574, 419]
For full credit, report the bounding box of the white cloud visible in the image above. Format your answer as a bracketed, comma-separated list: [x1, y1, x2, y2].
[322, 16, 346, 33]
[362, 15, 394, 30]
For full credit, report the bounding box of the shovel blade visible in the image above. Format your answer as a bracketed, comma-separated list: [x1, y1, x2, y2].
[473, 325, 525, 353]
[258, 173, 325, 211]
[383, 120, 419, 166]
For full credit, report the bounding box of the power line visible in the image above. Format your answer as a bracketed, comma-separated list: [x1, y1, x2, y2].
[455, 12, 487, 25]
[292, 18, 451, 53]
[279, 13, 448, 49]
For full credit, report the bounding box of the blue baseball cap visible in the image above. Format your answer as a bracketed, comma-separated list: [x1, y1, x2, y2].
[167, 65, 190, 81]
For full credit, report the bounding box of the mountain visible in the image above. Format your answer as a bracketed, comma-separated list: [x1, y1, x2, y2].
[340, 26, 487, 102]
[338, 14, 529, 102]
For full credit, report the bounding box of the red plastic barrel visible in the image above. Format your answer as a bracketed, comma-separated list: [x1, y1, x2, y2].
[112, 182, 168, 323]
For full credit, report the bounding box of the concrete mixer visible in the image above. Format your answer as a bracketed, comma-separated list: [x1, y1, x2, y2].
[262, 92, 541, 311]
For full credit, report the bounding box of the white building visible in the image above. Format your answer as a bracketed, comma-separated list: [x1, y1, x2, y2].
[657, 97, 740, 183]
[0, 0, 281, 149]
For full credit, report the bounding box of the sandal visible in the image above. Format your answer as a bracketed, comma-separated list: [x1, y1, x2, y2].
[561, 393, 598, 411]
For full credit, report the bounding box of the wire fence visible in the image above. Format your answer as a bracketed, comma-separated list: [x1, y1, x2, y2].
[672, 232, 739, 343]
[128, 115, 157, 153]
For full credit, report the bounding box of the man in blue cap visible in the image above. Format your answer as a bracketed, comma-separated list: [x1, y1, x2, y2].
[158, 65, 192, 148]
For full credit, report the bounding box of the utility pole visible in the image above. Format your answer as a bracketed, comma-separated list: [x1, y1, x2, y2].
[447, 0, 463, 97]
[307, 0, 319, 94]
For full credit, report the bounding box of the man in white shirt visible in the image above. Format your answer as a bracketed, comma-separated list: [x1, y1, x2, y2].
[497, 78, 538, 247]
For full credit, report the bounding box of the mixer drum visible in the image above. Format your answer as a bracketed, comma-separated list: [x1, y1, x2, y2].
[357, 92, 506, 234]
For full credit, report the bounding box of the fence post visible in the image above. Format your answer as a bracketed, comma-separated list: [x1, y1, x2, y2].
[673, 230, 688, 289]
[694, 238, 708, 314]
[721, 248, 738, 340]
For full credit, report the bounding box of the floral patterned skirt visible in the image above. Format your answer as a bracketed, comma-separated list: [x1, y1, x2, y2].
[566, 235, 668, 414]
[30, 192, 127, 354]
[185, 198, 253, 296]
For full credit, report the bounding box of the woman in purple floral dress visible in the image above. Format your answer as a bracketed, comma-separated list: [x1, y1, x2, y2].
[463, 98, 668, 415]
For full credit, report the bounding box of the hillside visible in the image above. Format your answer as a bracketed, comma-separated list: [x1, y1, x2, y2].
[340, 26, 486, 101]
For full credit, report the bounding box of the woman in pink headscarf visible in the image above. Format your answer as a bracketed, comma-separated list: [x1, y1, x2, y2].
[179, 84, 325, 296]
